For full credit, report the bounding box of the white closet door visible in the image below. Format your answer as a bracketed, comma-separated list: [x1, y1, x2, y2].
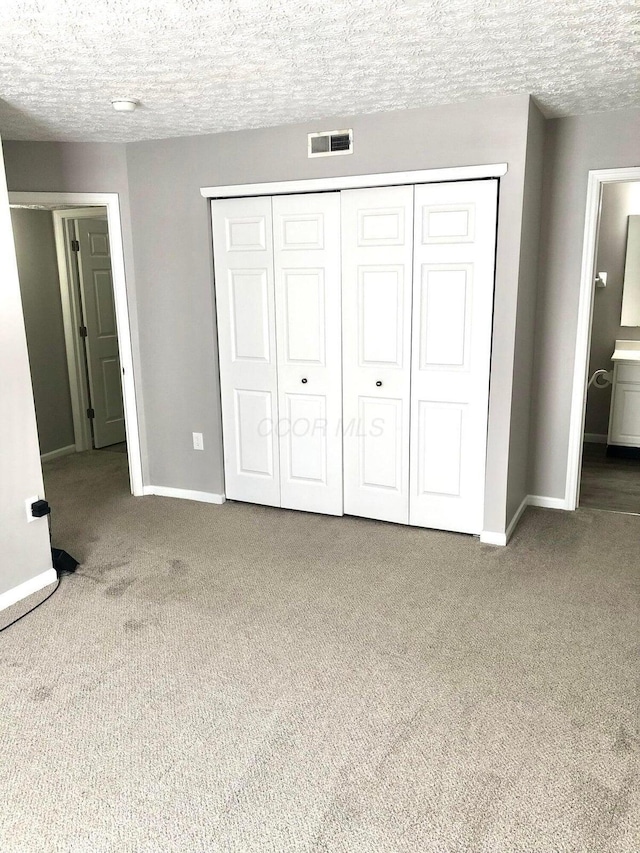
[273, 193, 343, 515]
[410, 179, 498, 533]
[341, 186, 414, 524]
[212, 197, 280, 507]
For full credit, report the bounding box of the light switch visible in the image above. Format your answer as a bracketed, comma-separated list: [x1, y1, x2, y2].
[192, 432, 204, 450]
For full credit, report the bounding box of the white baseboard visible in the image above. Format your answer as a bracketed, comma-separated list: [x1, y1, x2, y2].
[0, 568, 57, 614]
[479, 530, 507, 546]
[481, 490, 567, 546]
[481, 495, 529, 546]
[584, 433, 608, 444]
[527, 494, 572, 510]
[142, 485, 225, 504]
[41, 444, 76, 462]
[140, 486, 571, 539]
[506, 494, 529, 541]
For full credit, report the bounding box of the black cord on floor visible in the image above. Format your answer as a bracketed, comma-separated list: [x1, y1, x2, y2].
[0, 577, 61, 633]
[0, 510, 61, 634]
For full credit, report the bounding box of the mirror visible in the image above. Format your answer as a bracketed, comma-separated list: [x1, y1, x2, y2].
[620, 215, 640, 326]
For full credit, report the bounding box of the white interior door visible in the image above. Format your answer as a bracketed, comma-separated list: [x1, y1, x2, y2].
[341, 186, 414, 523]
[410, 179, 498, 533]
[75, 218, 125, 449]
[212, 197, 280, 507]
[273, 193, 343, 515]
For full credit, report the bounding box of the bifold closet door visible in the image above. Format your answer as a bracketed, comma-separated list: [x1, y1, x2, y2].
[272, 193, 343, 515]
[212, 196, 280, 507]
[341, 186, 414, 524]
[410, 179, 498, 533]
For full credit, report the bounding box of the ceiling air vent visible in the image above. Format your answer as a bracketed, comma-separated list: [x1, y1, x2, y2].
[308, 129, 353, 158]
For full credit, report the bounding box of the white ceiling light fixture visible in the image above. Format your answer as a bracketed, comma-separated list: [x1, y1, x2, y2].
[111, 99, 139, 112]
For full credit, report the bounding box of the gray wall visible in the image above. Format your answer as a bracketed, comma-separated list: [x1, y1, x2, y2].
[0, 138, 52, 597]
[2, 141, 148, 480]
[506, 99, 546, 520]
[2, 95, 541, 536]
[529, 108, 640, 500]
[10, 208, 74, 455]
[584, 181, 640, 437]
[124, 94, 534, 534]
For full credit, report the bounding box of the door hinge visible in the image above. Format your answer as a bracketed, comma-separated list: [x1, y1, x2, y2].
[87, 407, 95, 419]
[71, 239, 80, 252]
[79, 326, 88, 338]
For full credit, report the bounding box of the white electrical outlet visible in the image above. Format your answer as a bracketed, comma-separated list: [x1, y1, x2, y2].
[25, 495, 39, 523]
[192, 432, 204, 451]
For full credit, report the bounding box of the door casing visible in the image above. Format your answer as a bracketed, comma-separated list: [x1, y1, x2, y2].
[53, 207, 108, 453]
[8, 192, 143, 497]
[565, 167, 640, 512]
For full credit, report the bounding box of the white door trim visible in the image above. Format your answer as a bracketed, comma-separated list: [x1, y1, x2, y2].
[566, 167, 640, 511]
[52, 207, 105, 453]
[142, 485, 225, 504]
[9, 191, 144, 497]
[200, 164, 508, 199]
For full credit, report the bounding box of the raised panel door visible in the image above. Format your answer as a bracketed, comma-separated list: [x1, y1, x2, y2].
[273, 193, 342, 515]
[410, 180, 498, 533]
[341, 186, 414, 523]
[212, 197, 280, 506]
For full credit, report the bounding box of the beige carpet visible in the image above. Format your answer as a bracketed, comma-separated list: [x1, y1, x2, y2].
[1, 451, 638, 853]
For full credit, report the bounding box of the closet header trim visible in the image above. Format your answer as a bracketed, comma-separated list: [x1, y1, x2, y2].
[200, 163, 508, 199]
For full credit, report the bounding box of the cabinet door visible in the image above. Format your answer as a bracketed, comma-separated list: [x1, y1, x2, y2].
[410, 180, 498, 534]
[212, 197, 280, 507]
[273, 193, 343, 515]
[341, 186, 414, 523]
[609, 364, 640, 446]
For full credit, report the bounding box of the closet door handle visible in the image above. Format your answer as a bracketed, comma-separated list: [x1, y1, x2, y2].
[301, 378, 308, 384]
[376, 380, 382, 387]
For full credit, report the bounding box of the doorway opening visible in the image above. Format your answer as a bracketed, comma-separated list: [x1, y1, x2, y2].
[568, 168, 640, 514]
[8, 192, 143, 497]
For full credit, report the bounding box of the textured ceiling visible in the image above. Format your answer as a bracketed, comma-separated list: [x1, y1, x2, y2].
[0, 0, 637, 142]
